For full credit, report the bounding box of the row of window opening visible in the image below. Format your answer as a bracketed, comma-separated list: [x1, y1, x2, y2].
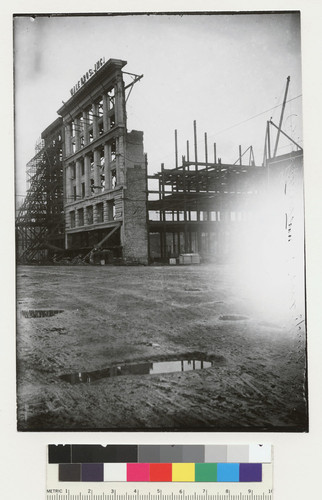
[69, 142, 117, 175]
[70, 170, 117, 201]
[68, 88, 116, 154]
[69, 201, 116, 228]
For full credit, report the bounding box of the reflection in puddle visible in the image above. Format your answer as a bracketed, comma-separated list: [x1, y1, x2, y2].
[61, 359, 213, 384]
[219, 314, 248, 321]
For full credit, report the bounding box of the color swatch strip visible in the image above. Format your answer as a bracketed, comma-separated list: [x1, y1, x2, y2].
[49, 445, 271, 464]
[57, 462, 262, 482]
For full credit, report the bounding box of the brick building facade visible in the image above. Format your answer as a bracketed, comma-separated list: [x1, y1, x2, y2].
[56, 58, 148, 264]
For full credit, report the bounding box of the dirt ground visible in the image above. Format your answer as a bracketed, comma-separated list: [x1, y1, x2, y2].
[16, 263, 307, 432]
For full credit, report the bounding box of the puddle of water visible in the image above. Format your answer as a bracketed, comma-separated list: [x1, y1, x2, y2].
[61, 359, 213, 385]
[219, 314, 248, 321]
[50, 327, 67, 334]
[259, 320, 282, 329]
[21, 309, 64, 318]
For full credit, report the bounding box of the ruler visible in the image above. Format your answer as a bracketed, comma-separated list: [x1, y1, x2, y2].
[46, 485, 273, 500]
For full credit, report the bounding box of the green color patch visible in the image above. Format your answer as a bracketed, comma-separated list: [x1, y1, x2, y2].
[195, 463, 217, 482]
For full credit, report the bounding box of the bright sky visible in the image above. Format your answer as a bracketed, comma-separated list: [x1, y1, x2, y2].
[14, 13, 302, 197]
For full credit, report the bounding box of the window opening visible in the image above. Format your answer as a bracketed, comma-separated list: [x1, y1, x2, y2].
[88, 106, 93, 125]
[78, 208, 84, 226]
[70, 211, 75, 228]
[96, 203, 104, 223]
[98, 99, 104, 117]
[79, 115, 84, 133]
[87, 206, 93, 225]
[100, 150, 105, 167]
[111, 169, 117, 189]
[90, 154, 94, 171]
[106, 200, 114, 220]
[111, 140, 116, 162]
[100, 149, 105, 189]
[108, 87, 115, 109]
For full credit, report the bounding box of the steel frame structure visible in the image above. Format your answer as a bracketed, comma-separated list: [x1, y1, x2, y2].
[147, 121, 267, 262]
[148, 111, 303, 262]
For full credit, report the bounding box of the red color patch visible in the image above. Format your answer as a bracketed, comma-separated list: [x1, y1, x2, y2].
[150, 463, 172, 482]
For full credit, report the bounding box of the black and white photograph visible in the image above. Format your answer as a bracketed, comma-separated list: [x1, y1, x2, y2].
[14, 12, 307, 432]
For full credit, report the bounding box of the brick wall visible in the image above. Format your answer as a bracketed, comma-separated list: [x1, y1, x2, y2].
[122, 131, 148, 264]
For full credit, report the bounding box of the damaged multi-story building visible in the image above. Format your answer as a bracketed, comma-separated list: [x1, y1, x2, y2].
[17, 58, 148, 264]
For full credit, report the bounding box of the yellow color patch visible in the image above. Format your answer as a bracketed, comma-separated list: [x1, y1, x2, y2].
[172, 463, 195, 482]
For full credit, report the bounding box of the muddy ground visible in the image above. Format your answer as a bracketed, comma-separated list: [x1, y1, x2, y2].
[16, 264, 307, 432]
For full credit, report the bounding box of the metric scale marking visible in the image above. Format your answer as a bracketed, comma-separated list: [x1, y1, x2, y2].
[46, 489, 273, 500]
[46, 474, 273, 500]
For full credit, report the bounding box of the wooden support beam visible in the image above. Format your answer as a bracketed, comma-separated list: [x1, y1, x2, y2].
[270, 120, 303, 151]
[267, 121, 271, 160]
[194, 120, 198, 165]
[161, 163, 167, 260]
[183, 158, 189, 253]
[172, 232, 176, 255]
[84, 223, 121, 260]
[175, 129, 178, 169]
[205, 132, 208, 167]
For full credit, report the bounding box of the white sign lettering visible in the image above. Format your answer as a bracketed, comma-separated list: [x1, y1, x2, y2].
[70, 57, 106, 96]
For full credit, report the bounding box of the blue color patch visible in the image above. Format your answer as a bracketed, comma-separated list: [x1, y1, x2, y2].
[217, 463, 239, 482]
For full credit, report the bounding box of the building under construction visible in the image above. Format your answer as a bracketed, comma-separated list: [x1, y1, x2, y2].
[16, 62, 303, 265]
[147, 118, 303, 263]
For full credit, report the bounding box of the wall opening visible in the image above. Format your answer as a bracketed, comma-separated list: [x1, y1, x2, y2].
[96, 203, 104, 223]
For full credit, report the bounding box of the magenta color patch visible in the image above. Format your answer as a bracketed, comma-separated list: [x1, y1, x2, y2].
[127, 463, 150, 482]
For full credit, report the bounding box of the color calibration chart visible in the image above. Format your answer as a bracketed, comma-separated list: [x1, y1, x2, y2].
[47, 445, 273, 500]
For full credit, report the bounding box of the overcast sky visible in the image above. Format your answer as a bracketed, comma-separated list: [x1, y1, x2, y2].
[14, 13, 302, 197]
